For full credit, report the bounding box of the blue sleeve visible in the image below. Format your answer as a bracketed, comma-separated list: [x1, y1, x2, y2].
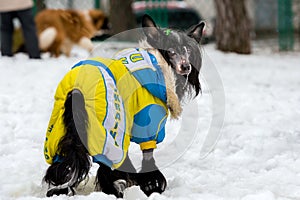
[130, 104, 167, 144]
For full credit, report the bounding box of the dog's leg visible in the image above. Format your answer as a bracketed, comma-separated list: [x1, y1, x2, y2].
[137, 149, 167, 196]
[78, 37, 93, 52]
[95, 155, 137, 198]
[44, 90, 91, 197]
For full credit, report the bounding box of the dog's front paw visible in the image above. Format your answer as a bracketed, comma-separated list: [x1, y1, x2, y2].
[136, 158, 167, 196]
[137, 169, 167, 196]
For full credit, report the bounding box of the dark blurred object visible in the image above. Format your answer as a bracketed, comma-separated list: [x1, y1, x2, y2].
[214, 0, 251, 54]
[34, 0, 46, 14]
[109, 0, 137, 38]
[92, 0, 137, 41]
[93, 1, 213, 43]
[278, 0, 294, 51]
[133, 1, 213, 44]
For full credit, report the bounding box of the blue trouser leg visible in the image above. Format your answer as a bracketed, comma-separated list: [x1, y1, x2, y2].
[16, 8, 40, 58]
[0, 12, 14, 56]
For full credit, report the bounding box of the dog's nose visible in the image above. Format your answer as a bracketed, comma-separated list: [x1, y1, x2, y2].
[182, 64, 190, 71]
[181, 60, 191, 71]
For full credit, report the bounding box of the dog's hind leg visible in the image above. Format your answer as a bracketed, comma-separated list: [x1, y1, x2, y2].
[43, 90, 91, 197]
[95, 155, 137, 198]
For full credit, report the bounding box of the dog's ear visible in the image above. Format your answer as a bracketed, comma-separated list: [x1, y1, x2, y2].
[142, 14, 157, 28]
[89, 10, 106, 30]
[142, 14, 160, 42]
[187, 22, 205, 43]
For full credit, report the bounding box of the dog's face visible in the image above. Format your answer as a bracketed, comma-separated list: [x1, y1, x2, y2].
[88, 9, 109, 31]
[142, 15, 204, 98]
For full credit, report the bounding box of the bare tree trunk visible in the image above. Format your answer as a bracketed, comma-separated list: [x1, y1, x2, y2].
[214, 0, 251, 54]
[109, 0, 136, 36]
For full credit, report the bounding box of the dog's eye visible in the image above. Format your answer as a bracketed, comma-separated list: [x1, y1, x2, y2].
[168, 48, 176, 56]
[186, 48, 191, 55]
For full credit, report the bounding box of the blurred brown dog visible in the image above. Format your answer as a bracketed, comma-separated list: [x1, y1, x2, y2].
[35, 9, 108, 57]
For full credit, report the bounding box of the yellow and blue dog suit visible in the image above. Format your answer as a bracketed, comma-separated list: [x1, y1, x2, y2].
[44, 48, 168, 169]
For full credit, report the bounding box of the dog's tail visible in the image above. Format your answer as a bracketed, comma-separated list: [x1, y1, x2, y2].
[44, 89, 91, 189]
[39, 27, 57, 50]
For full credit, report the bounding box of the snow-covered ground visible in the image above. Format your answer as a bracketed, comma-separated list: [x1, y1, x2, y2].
[0, 42, 300, 200]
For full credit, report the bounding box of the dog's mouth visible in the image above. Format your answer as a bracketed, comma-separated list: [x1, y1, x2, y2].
[175, 63, 192, 75]
[169, 54, 192, 75]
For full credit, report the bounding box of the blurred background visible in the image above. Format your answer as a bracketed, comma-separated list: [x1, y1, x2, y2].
[1, 0, 299, 55]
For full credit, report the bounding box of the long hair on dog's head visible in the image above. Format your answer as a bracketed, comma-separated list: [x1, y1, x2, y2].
[141, 14, 204, 100]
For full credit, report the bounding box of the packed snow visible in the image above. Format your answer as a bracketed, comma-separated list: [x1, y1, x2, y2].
[0, 41, 300, 200]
